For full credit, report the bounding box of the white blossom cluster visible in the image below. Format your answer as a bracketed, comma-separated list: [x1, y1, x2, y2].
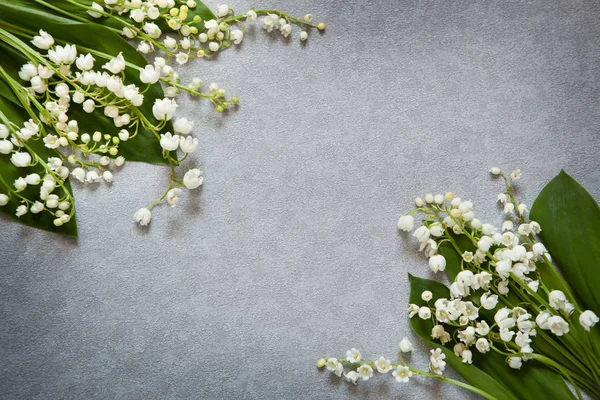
[0, 120, 73, 226]
[1, 29, 206, 226]
[320, 168, 599, 396]
[318, 339, 444, 385]
[84, 0, 325, 63]
[398, 168, 599, 370]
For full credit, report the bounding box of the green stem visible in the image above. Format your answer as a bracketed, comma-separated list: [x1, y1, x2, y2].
[31, 0, 113, 28]
[59, 0, 174, 55]
[530, 353, 584, 400]
[221, 9, 321, 29]
[336, 359, 498, 400]
[507, 278, 600, 386]
[414, 369, 498, 400]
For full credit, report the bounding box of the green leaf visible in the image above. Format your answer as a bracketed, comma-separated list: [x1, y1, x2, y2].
[0, 96, 78, 237]
[409, 274, 576, 400]
[530, 170, 600, 314]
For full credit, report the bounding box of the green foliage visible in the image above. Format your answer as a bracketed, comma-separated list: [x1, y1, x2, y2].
[530, 170, 600, 314]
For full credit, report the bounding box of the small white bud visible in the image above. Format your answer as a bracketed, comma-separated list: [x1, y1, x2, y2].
[103, 171, 113, 183]
[118, 129, 129, 141]
[421, 290, 433, 301]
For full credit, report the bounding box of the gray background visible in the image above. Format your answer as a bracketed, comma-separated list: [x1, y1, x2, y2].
[2, 0, 600, 398]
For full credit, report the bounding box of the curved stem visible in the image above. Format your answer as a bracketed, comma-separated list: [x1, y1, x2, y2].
[221, 9, 321, 29]
[413, 368, 499, 400]
[334, 358, 498, 400]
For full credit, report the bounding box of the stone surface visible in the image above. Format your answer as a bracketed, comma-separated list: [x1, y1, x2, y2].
[2, 0, 600, 398]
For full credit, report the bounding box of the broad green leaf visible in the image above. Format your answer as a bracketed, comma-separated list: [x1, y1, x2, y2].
[530, 170, 600, 314]
[0, 96, 78, 237]
[409, 274, 576, 400]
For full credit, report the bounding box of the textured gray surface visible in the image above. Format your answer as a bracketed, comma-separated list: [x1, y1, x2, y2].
[2, 0, 600, 399]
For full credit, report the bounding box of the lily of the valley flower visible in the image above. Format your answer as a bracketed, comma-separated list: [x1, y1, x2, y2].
[152, 98, 178, 121]
[217, 4, 229, 17]
[428, 254, 446, 273]
[507, 356, 522, 370]
[48, 44, 77, 65]
[399, 338, 413, 352]
[357, 364, 373, 381]
[480, 292, 498, 310]
[429, 348, 446, 375]
[134, 207, 152, 226]
[374, 357, 392, 373]
[412, 225, 430, 243]
[346, 348, 361, 362]
[392, 365, 412, 382]
[139, 65, 160, 84]
[173, 118, 194, 134]
[548, 290, 575, 314]
[397, 215, 414, 231]
[0, 140, 13, 154]
[10, 152, 31, 167]
[183, 168, 203, 189]
[166, 188, 182, 207]
[579, 310, 599, 332]
[344, 370, 359, 384]
[76, 53, 95, 71]
[231, 30, 244, 44]
[546, 315, 570, 336]
[31, 30, 54, 50]
[179, 136, 198, 153]
[159, 132, 180, 151]
[15, 204, 27, 217]
[87, 2, 104, 18]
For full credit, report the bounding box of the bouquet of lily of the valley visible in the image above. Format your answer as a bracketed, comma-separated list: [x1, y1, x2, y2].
[320, 169, 600, 400]
[0, 0, 324, 237]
